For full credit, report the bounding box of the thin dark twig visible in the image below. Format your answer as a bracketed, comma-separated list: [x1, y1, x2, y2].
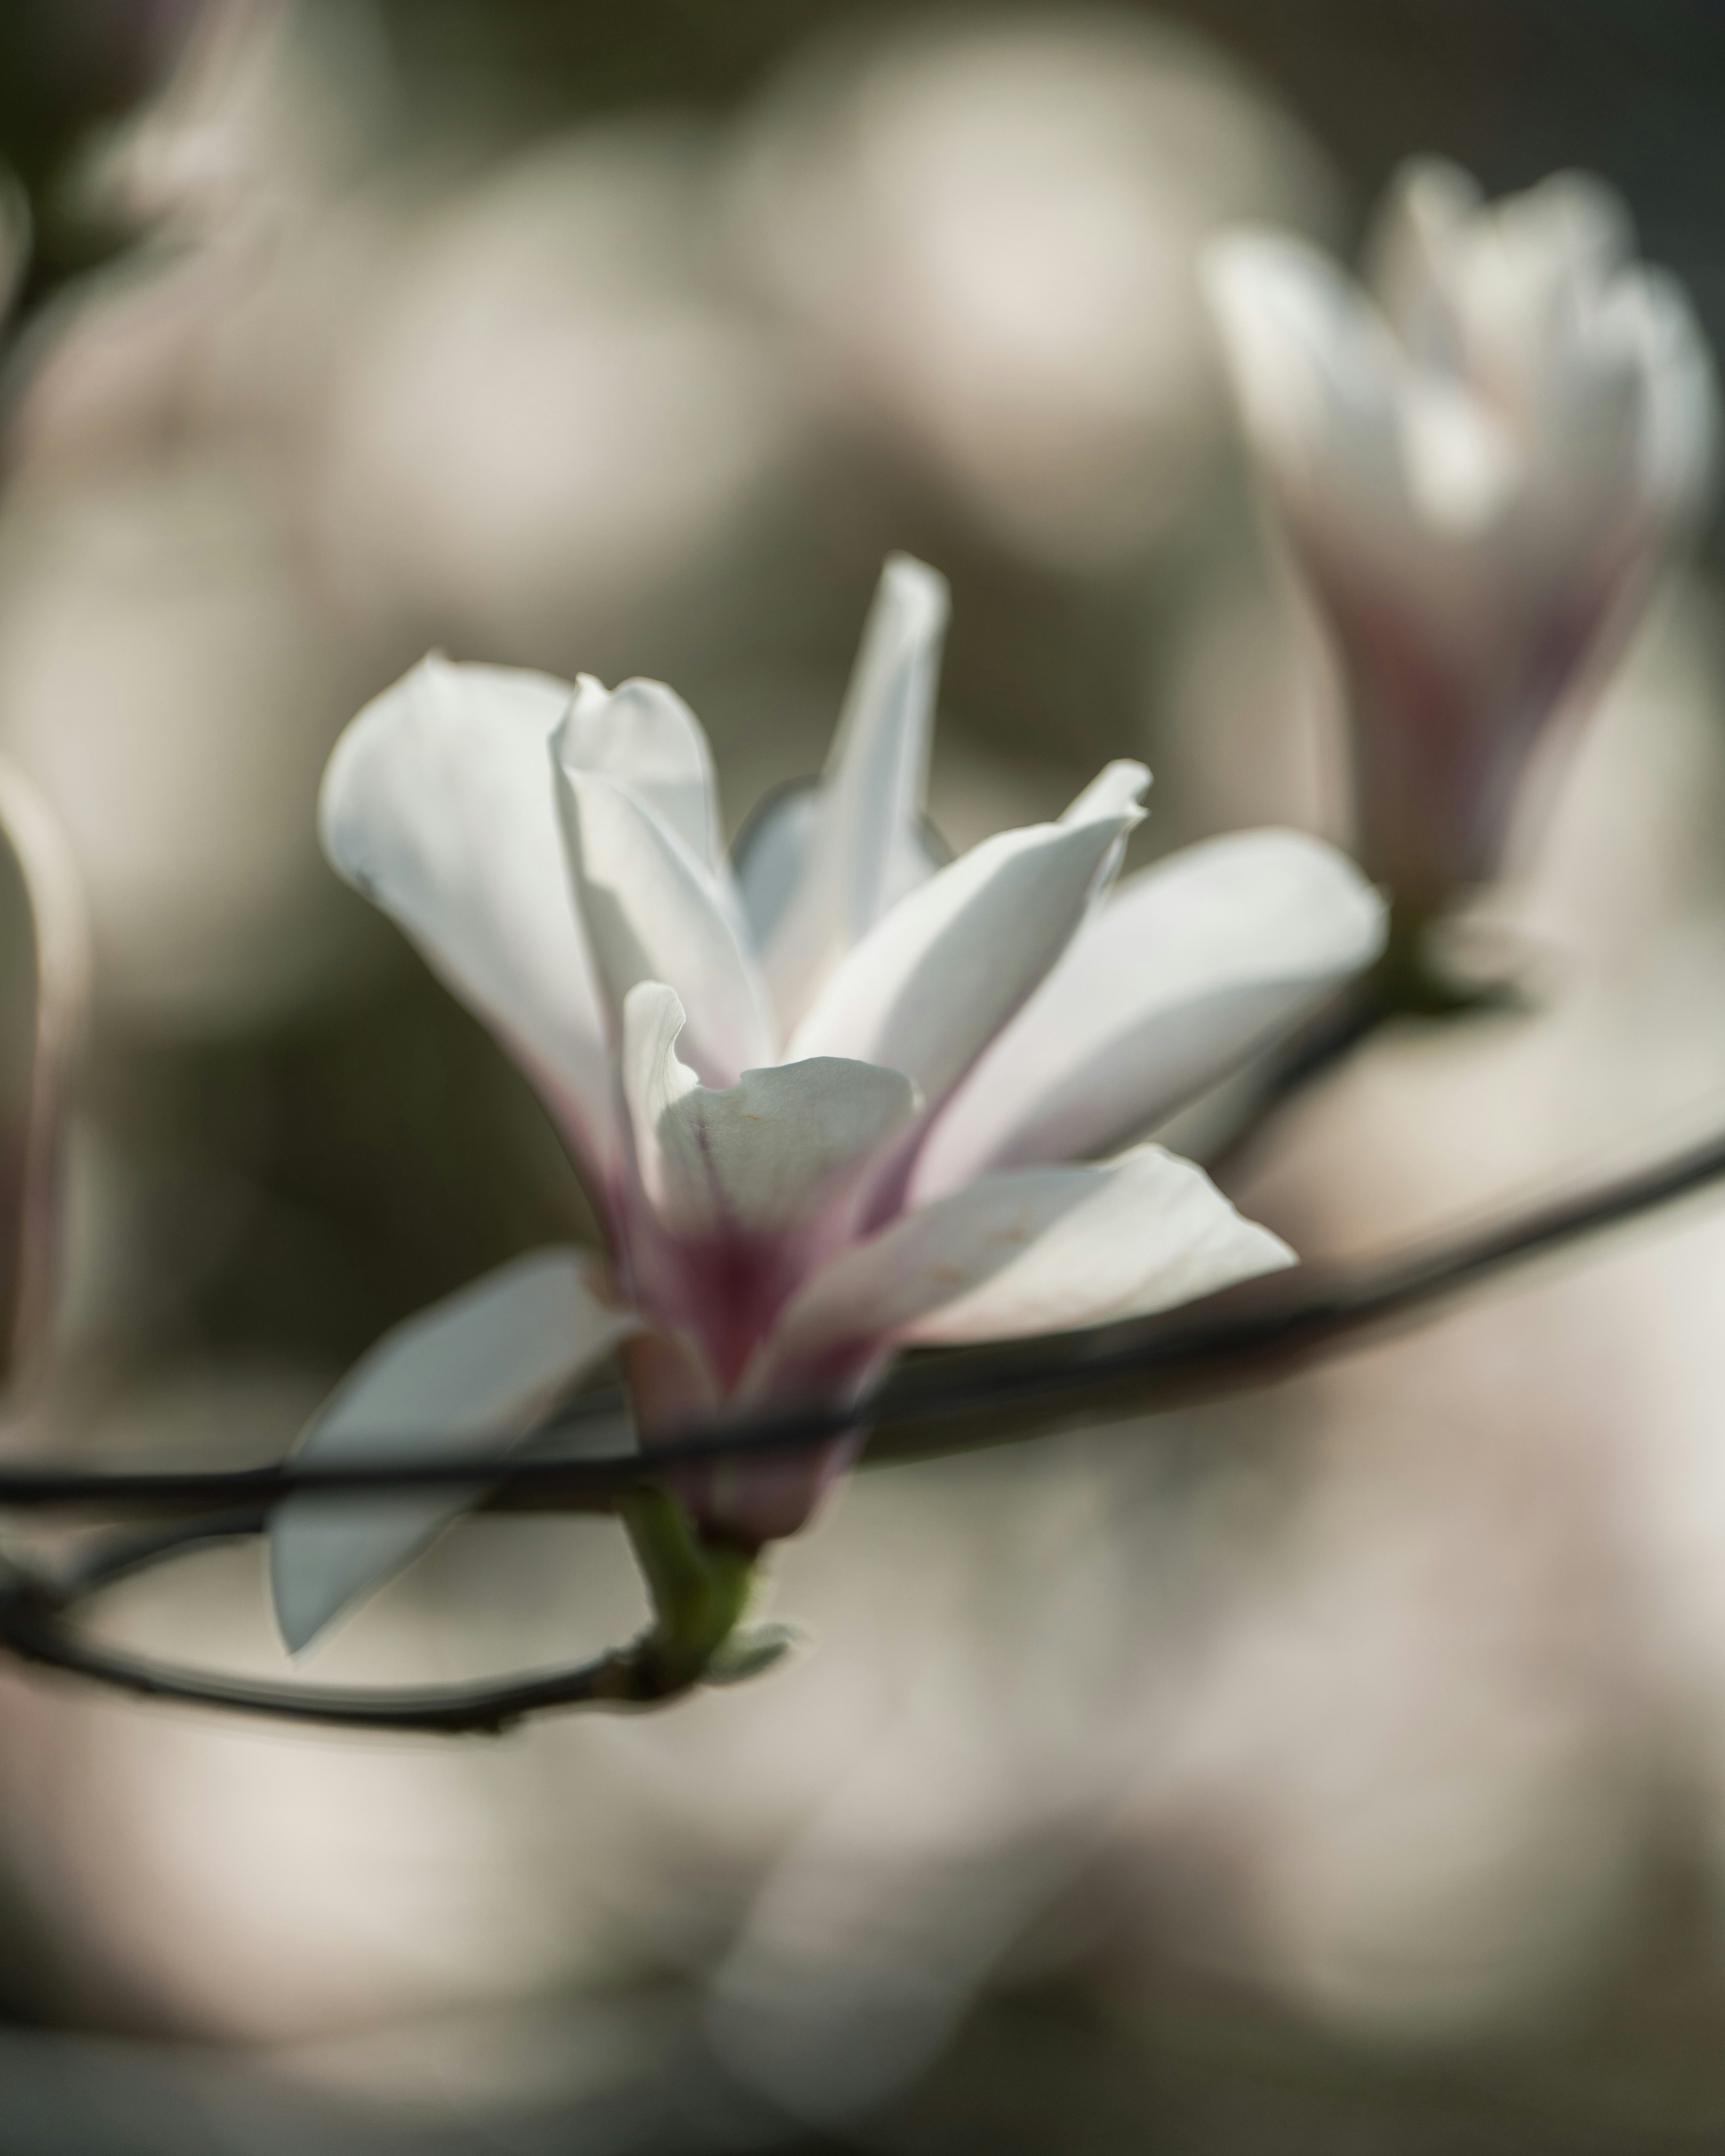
[2, 1107, 1721, 1731]
[0, 1102, 1717, 1520]
[0, 1517, 703, 1733]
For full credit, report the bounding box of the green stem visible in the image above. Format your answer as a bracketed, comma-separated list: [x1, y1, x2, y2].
[1374, 895, 1523, 1019]
[619, 1484, 756, 1693]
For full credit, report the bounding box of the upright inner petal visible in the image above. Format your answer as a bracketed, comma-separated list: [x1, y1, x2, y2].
[320, 654, 615, 1182]
[555, 751, 774, 1087]
[562, 674, 724, 870]
[789, 767, 1148, 1162]
[756, 554, 951, 1033]
[750, 1142, 1293, 1398]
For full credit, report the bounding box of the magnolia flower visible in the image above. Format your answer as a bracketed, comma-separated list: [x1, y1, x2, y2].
[1206, 159, 1716, 920]
[271, 556, 1384, 1655]
[0, 760, 88, 1397]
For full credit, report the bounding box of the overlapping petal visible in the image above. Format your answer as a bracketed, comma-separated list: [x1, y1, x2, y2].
[751, 554, 949, 1030]
[1203, 231, 1408, 532]
[0, 760, 87, 1397]
[621, 981, 918, 1240]
[915, 830, 1385, 1195]
[562, 674, 723, 871]
[553, 749, 774, 1087]
[320, 656, 615, 1177]
[755, 1143, 1292, 1388]
[270, 1249, 641, 1654]
[789, 765, 1148, 1134]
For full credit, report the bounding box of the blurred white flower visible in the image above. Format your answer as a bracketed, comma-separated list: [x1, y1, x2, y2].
[727, 11, 1336, 570]
[0, 762, 87, 1400]
[318, 122, 807, 660]
[271, 554, 1384, 1651]
[0, 466, 374, 1026]
[1206, 159, 1717, 916]
[73, 0, 392, 237]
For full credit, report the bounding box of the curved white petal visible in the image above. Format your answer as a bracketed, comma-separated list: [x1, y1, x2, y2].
[554, 750, 774, 1087]
[756, 1144, 1292, 1381]
[915, 831, 1385, 1196]
[788, 769, 1147, 1131]
[1204, 230, 1408, 526]
[1619, 265, 1718, 526]
[1367, 156, 1482, 362]
[756, 555, 950, 1031]
[563, 674, 722, 870]
[1060, 758, 1154, 826]
[320, 657, 614, 1176]
[734, 780, 819, 951]
[0, 760, 88, 1398]
[269, 1249, 639, 1655]
[622, 982, 918, 1240]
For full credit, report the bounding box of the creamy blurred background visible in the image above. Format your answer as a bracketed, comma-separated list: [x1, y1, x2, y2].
[3, 2, 1725, 2148]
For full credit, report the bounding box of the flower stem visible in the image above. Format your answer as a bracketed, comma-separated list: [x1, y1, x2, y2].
[619, 1484, 756, 1692]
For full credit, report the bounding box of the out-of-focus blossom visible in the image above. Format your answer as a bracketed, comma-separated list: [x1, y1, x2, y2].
[727, 12, 1336, 570]
[270, 555, 1384, 1652]
[0, 466, 375, 1027]
[319, 123, 807, 663]
[0, 0, 213, 227]
[0, 761, 86, 1396]
[1206, 159, 1716, 921]
[70, 0, 388, 238]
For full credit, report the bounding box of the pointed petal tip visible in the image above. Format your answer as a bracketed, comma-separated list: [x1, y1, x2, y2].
[623, 976, 688, 1028]
[879, 551, 951, 625]
[1062, 759, 1152, 829]
[1384, 154, 1484, 226]
[1201, 225, 1306, 301]
[270, 1551, 331, 1660]
[269, 1247, 640, 1657]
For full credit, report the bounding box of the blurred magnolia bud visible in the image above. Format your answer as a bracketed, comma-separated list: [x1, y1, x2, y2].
[65, 0, 392, 247]
[727, 11, 1336, 572]
[1206, 160, 1717, 924]
[0, 761, 86, 1398]
[0, 1, 211, 189]
[0, 466, 368, 1030]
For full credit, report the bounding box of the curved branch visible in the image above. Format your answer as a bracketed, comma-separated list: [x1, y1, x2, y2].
[1, 1110, 1721, 1732]
[0, 1106, 1717, 1522]
[0, 1519, 703, 1733]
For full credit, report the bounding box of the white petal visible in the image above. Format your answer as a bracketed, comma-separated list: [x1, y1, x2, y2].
[756, 1144, 1292, 1379]
[562, 674, 722, 870]
[788, 769, 1147, 1128]
[321, 656, 614, 1177]
[270, 1250, 639, 1655]
[756, 555, 950, 1030]
[1616, 265, 1719, 526]
[0, 759, 88, 1396]
[554, 752, 774, 1087]
[1399, 376, 1522, 534]
[1367, 156, 1483, 362]
[916, 831, 1386, 1196]
[1060, 758, 1154, 826]
[622, 981, 918, 1240]
[1481, 171, 1632, 317]
[734, 780, 819, 951]
[1204, 230, 1409, 526]
[1453, 172, 1634, 430]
